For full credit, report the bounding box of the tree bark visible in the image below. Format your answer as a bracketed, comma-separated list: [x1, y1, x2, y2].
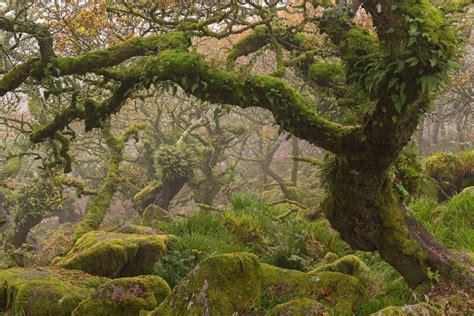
[153, 177, 188, 210]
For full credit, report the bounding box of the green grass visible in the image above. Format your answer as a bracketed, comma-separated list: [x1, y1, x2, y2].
[153, 193, 349, 285]
[410, 190, 473, 252]
[354, 252, 415, 315]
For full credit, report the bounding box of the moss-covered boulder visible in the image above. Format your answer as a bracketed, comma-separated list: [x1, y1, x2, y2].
[426, 150, 474, 200]
[56, 230, 169, 277]
[114, 223, 161, 235]
[72, 275, 170, 316]
[310, 255, 368, 276]
[147, 252, 365, 315]
[261, 264, 365, 313]
[371, 303, 434, 315]
[268, 298, 328, 315]
[149, 252, 262, 315]
[0, 267, 102, 316]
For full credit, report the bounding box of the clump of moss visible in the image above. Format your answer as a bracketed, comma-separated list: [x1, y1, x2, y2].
[56, 230, 169, 277]
[310, 254, 369, 276]
[72, 275, 170, 316]
[0, 267, 103, 316]
[426, 150, 474, 200]
[308, 62, 344, 87]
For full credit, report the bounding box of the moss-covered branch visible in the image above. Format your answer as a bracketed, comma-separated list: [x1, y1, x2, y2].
[0, 32, 190, 96]
[122, 50, 355, 154]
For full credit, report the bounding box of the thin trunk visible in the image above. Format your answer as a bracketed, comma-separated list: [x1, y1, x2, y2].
[457, 121, 466, 151]
[291, 138, 300, 186]
[261, 161, 297, 201]
[5, 214, 43, 250]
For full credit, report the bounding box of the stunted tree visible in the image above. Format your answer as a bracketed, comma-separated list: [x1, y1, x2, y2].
[0, 0, 472, 290]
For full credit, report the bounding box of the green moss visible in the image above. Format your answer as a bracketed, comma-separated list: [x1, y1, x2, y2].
[269, 298, 328, 315]
[261, 264, 365, 313]
[57, 231, 169, 277]
[0, 267, 103, 316]
[150, 252, 262, 315]
[308, 62, 344, 87]
[321, 252, 338, 264]
[72, 275, 170, 316]
[227, 25, 269, 68]
[310, 255, 368, 276]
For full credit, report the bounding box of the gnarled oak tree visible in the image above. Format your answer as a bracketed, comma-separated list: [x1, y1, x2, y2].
[0, 0, 472, 290]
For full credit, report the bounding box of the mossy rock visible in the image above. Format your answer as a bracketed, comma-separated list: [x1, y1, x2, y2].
[114, 223, 161, 235]
[261, 264, 365, 313]
[72, 275, 170, 316]
[425, 150, 474, 200]
[321, 252, 338, 264]
[0, 267, 102, 316]
[268, 298, 328, 315]
[148, 252, 262, 315]
[310, 255, 368, 276]
[371, 303, 435, 315]
[56, 230, 169, 277]
[142, 205, 171, 226]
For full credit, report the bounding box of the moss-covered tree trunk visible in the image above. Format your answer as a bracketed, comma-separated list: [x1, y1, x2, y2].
[74, 123, 144, 240]
[324, 158, 474, 289]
